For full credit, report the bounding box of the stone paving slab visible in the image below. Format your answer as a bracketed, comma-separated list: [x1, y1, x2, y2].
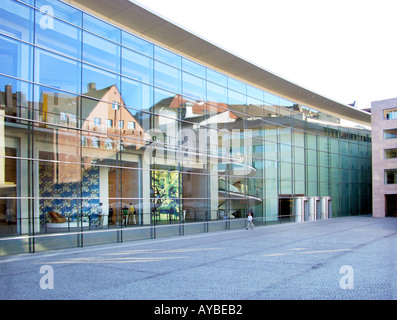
[0, 215, 396, 300]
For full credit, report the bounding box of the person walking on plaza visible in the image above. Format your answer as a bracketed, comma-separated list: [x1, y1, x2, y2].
[246, 212, 254, 230]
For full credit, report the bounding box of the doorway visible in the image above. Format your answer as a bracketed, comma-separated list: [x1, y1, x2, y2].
[385, 194, 397, 217]
[279, 197, 293, 221]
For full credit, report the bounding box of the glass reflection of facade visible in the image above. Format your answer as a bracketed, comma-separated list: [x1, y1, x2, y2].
[0, 0, 372, 255]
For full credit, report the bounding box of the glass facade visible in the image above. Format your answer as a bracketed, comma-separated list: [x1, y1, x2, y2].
[0, 0, 372, 255]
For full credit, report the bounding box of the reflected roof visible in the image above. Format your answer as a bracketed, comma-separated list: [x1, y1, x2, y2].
[71, 0, 371, 126]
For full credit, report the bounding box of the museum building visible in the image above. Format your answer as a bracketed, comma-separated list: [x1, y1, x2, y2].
[0, 0, 372, 255]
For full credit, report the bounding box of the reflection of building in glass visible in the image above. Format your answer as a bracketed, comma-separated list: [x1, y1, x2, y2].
[0, 0, 372, 255]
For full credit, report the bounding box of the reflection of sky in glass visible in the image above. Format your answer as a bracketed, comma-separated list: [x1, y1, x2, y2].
[154, 61, 181, 94]
[0, 35, 32, 81]
[36, 0, 82, 27]
[182, 72, 205, 101]
[35, 48, 80, 93]
[0, 0, 33, 42]
[82, 64, 119, 96]
[122, 47, 153, 84]
[35, 12, 81, 59]
[83, 13, 120, 43]
[83, 31, 120, 73]
[121, 77, 153, 111]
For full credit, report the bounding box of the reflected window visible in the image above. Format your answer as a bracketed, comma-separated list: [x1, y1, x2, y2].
[118, 120, 124, 129]
[91, 136, 100, 148]
[112, 101, 119, 110]
[128, 121, 135, 129]
[81, 135, 88, 147]
[105, 138, 113, 150]
[94, 117, 101, 126]
[106, 119, 113, 128]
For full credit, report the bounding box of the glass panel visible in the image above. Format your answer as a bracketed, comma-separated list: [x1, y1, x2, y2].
[35, 11, 82, 59]
[264, 91, 279, 106]
[318, 151, 329, 167]
[122, 31, 153, 57]
[83, 31, 120, 73]
[306, 149, 316, 166]
[280, 162, 291, 180]
[0, 147, 21, 237]
[228, 89, 246, 106]
[207, 81, 227, 105]
[35, 48, 80, 93]
[247, 85, 263, 101]
[292, 146, 303, 164]
[121, 77, 153, 112]
[0, 35, 32, 81]
[279, 126, 291, 145]
[154, 61, 181, 93]
[182, 58, 206, 78]
[0, 0, 33, 42]
[294, 164, 305, 180]
[36, 0, 82, 27]
[305, 133, 316, 149]
[83, 13, 120, 43]
[154, 46, 181, 68]
[0, 75, 32, 121]
[264, 141, 277, 160]
[33, 85, 79, 127]
[228, 77, 246, 94]
[207, 69, 227, 87]
[279, 143, 292, 162]
[182, 72, 206, 101]
[82, 64, 120, 98]
[121, 47, 153, 84]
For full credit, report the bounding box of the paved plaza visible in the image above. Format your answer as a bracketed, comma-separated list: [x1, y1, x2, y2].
[0, 215, 396, 300]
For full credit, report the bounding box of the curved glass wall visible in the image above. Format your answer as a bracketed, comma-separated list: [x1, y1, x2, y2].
[0, 0, 372, 255]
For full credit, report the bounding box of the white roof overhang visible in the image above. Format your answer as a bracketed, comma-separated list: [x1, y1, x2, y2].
[69, 0, 371, 126]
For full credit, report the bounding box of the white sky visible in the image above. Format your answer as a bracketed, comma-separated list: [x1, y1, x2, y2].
[134, 0, 397, 110]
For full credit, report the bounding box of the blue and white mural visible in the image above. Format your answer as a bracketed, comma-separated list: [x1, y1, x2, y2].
[39, 164, 100, 224]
